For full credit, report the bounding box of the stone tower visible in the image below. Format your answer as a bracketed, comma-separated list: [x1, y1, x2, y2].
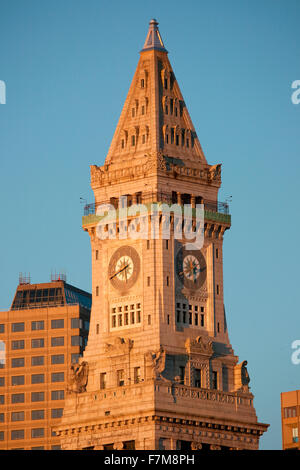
[55, 19, 268, 450]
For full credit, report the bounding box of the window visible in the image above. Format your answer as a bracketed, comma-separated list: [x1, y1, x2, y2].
[51, 445, 61, 450]
[0, 413, 4, 422]
[96, 324, 99, 334]
[0, 377, 4, 386]
[141, 105, 145, 115]
[51, 372, 64, 383]
[12, 322, 24, 332]
[11, 393, 24, 404]
[31, 374, 44, 384]
[51, 337, 64, 347]
[166, 276, 169, 287]
[51, 390, 64, 400]
[142, 134, 146, 144]
[117, 369, 124, 387]
[123, 440, 135, 450]
[216, 284, 219, 295]
[194, 369, 201, 388]
[96, 286, 99, 296]
[12, 376, 25, 386]
[71, 318, 81, 329]
[32, 446, 44, 450]
[216, 248, 219, 259]
[51, 354, 64, 365]
[134, 367, 141, 384]
[11, 430, 24, 440]
[292, 427, 299, 443]
[11, 357, 24, 368]
[141, 78, 144, 88]
[71, 336, 82, 347]
[11, 340, 24, 350]
[0, 395, 4, 404]
[51, 408, 63, 418]
[131, 135, 135, 146]
[31, 338, 44, 348]
[31, 356, 44, 366]
[31, 392, 44, 402]
[11, 411, 24, 422]
[164, 78, 168, 89]
[0, 325, 4, 333]
[31, 321, 44, 331]
[95, 249, 99, 260]
[100, 373, 106, 390]
[212, 371, 218, 389]
[179, 366, 185, 385]
[132, 108, 135, 117]
[31, 409, 44, 420]
[31, 428, 44, 438]
[71, 353, 81, 364]
[121, 139, 125, 149]
[51, 319, 64, 329]
[147, 276, 150, 286]
[148, 315, 151, 325]
[284, 407, 297, 418]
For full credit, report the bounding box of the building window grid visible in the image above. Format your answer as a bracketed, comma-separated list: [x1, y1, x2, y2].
[111, 303, 142, 330]
[176, 303, 205, 328]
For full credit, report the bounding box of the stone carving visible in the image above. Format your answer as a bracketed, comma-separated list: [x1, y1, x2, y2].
[145, 152, 167, 173]
[67, 361, 89, 394]
[235, 360, 251, 392]
[208, 164, 221, 182]
[185, 335, 213, 356]
[145, 346, 166, 379]
[241, 360, 250, 391]
[191, 442, 202, 450]
[105, 337, 134, 356]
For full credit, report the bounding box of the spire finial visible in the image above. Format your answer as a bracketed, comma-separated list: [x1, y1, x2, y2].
[141, 18, 167, 53]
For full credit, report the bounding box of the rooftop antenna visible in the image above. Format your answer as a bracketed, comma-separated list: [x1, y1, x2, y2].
[19, 272, 31, 285]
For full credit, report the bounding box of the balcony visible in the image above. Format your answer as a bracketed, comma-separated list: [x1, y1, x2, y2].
[82, 192, 231, 227]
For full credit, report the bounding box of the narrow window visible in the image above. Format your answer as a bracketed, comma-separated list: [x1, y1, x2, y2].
[148, 315, 151, 325]
[166, 276, 169, 287]
[131, 135, 135, 146]
[179, 366, 185, 384]
[164, 78, 168, 89]
[212, 371, 218, 390]
[142, 134, 146, 144]
[121, 139, 125, 149]
[141, 78, 144, 88]
[117, 369, 124, 387]
[200, 314, 204, 327]
[132, 108, 135, 117]
[167, 315, 170, 325]
[147, 276, 150, 286]
[186, 138, 189, 148]
[216, 248, 219, 259]
[165, 105, 168, 114]
[96, 324, 99, 334]
[96, 286, 99, 296]
[100, 373, 106, 390]
[166, 239, 169, 249]
[195, 313, 198, 326]
[147, 240, 150, 249]
[176, 134, 179, 146]
[194, 369, 201, 388]
[216, 284, 219, 295]
[134, 367, 141, 384]
[141, 105, 145, 115]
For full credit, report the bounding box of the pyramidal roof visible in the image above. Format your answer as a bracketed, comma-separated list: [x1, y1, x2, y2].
[104, 19, 207, 167]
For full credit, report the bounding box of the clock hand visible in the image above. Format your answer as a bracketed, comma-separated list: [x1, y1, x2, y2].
[109, 264, 129, 280]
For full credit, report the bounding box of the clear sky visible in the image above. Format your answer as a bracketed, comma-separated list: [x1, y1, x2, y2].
[1, 0, 300, 450]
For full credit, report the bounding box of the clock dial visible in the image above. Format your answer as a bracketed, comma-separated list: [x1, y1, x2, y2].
[176, 247, 206, 290]
[109, 246, 140, 290]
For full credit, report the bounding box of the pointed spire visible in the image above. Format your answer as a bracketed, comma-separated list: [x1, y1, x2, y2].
[141, 18, 167, 53]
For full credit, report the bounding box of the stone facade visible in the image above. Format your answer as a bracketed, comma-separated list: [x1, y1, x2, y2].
[54, 19, 269, 450]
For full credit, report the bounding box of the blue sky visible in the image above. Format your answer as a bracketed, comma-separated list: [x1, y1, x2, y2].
[1, 0, 300, 450]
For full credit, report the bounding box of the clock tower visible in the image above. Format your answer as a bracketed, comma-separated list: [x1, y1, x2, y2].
[55, 19, 268, 450]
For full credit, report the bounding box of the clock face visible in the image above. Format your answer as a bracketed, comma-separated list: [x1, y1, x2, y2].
[176, 247, 206, 290]
[108, 246, 140, 290]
